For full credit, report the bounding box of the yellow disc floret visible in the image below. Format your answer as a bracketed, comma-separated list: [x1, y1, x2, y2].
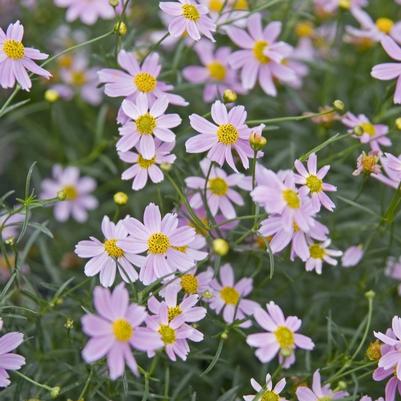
[182, 4, 200, 21]
[360, 122, 376, 137]
[306, 175, 323, 193]
[136, 113, 157, 135]
[138, 155, 156, 169]
[62, 185, 78, 200]
[104, 239, 125, 258]
[220, 286, 240, 305]
[3, 40, 25, 60]
[168, 306, 182, 321]
[376, 18, 394, 34]
[134, 72, 157, 93]
[159, 324, 176, 344]
[147, 232, 170, 254]
[180, 274, 198, 294]
[208, 177, 228, 196]
[253, 40, 270, 64]
[112, 319, 133, 341]
[208, 61, 226, 81]
[282, 189, 300, 209]
[217, 123, 239, 145]
[309, 243, 325, 259]
[275, 326, 294, 351]
[262, 391, 280, 401]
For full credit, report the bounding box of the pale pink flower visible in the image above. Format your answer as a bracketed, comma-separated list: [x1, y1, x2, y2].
[0, 331, 25, 388]
[81, 284, 162, 379]
[185, 100, 253, 171]
[75, 216, 144, 287]
[244, 374, 286, 401]
[305, 239, 342, 274]
[40, 165, 97, 222]
[386, 257, 401, 295]
[341, 245, 363, 267]
[226, 13, 296, 96]
[314, 0, 367, 16]
[372, 152, 401, 188]
[247, 301, 314, 368]
[209, 263, 258, 328]
[159, 0, 216, 42]
[0, 20, 51, 91]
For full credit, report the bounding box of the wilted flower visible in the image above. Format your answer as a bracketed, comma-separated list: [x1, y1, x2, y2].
[353, 151, 381, 176]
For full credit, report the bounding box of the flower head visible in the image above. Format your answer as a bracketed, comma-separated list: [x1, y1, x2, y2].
[243, 373, 286, 401]
[0, 331, 25, 388]
[305, 239, 342, 274]
[353, 150, 381, 176]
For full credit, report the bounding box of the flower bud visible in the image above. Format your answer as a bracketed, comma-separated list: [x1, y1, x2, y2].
[353, 125, 364, 136]
[212, 238, 229, 256]
[5, 237, 14, 246]
[333, 99, 345, 112]
[109, 0, 119, 6]
[249, 131, 267, 151]
[395, 117, 401, 130]
[114, 21, 127, 36]
[44, 89, 59, 103]
[365, 290, 375, 300]
[366, 340, 381, 361]
[221, 331, 228, 340]
[223, 89, 237, 103]
[113, 191, 128, 206]
[57, 190, 67, 201]
[295, 21, 314, 38]
[339, 0, 351, 9]
[202, 290, 213, 299]
[50, 386, 61, 399]
[160, 162, 172, 171]
[64, 319, 74, 329]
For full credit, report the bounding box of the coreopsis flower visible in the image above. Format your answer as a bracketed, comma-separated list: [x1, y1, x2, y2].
[98, 51, 188, 106]
[0, 331, 25, 387]
[296, 370, 349, 401]
[226, 13, 296, 96]
[185, 158, 251, 219]
[40, 165, 97, 222]
[243, 374, 286, 401]
[117, 94, 181, 159]
[247, 301, 314, 368]
[119, 141, 176, 190]
[119, 203, 198, 285]
[371, 37, 401, 104]
[0, 20, 51, 91]
[182, 40, 244, 102]
[75, 216, 144, 287]
[294, 153, 337, 212]
[341, 245, 363, 267]
[353, 151, 381, 176]
[81, 284, 162, 379]
[185, 100, 253, 171]
[159, 0, 216, 42]
[209, 263, 258, 328]
[386, 256, 401, 295]
[0, 211, 24, 240]
[342, 112, 391, 151]
[145, 303, 203, 361]
[372, 152, 401, 188]
[305, 239, 343, 274]
[54, 0, 114, 25]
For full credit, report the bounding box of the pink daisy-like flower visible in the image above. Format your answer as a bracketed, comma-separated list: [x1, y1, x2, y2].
[353, 150, 381, 176]
[81, 284, 162, 379]
[341, 245, 363, 267]
[159, 0, 216, 42]
[0, 331, 25, 388]
[98, 51, 188, 106]
[54, 0, 114, 25]
[305, 239, 342, 274]
[119, 203, 198, 285]
[342, 112, 391, 151]
[247, 301, 314, 368]
[117, 94, 181, 159]
[244, 373, 286, 401]
[40, 165, 98, 222]
[226, 13, 296, 96]
[386, 256, 401, 295]
[75, 216, 144, 287]
[0, 20, 51, 91]
[186, 100, 253, 171]
[119, 141, 176, 191]
[185, 158, 251, 219]
[294, 153, 337, 212]
[296, 370, 349, 401]
[145, 303, 203, 361]
[182, 39, 244, 102]
[371, 36, 401, 104]
[209, 263, 258, 328]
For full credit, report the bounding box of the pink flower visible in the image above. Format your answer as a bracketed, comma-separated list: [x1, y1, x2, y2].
[342, 112, 391, 151]
[371, 37, 401, 104]
[98, 51, 188, 106]
[54, 0, 114, 25]
[81, 284, 162, 379]
[117, 94, 181, 159]
[386, 257, 401, 295]
[372, 152, 401, 188]
[243, 373, 286, 401]
[185, 158, 251, 219]
[314, 0, 367, 15]
[294, 153, 337, 212]
[182, 39, 244, 102]
[185, 100, 253, 171]
[209, 263, 258, 328]
[119, 141, 176, 191]
[341, 245, 363, 267]
[226, 13, 296, 96]
[0, 20, 51, 91]
[159, 0, 216, 42]
[119, 203, 199, 285]
[0, 331, 25, 388]
[40, 165, 97, 222]
[296, 370, 349, 401]
[305, 239, 342, 274]
[247, 301, 314, 368]
[75, 216, 144, 287]
[353, 150, 381, 176]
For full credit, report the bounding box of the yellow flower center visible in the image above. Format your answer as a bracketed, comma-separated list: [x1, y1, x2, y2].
[208, 177, 228, 196]
[207, 61, 226, 81]
[253, 40, 270, 64]
[3, 39, 25, 60]
[112, 318, 133, 342]
[57, 54, 73, 69]
[104, 239, 125, 258]
[376, 17, 394, 33]
[282, 189, 300, 209]
[361, 154, 379, 173]
[208, 0, 223, 12]
[274, 326, 295, 351]
[306, 175, 323, 193]
[295, 21, 314, 38]
[217, 123, 239, 145]
[159, 324, 176, 344]
[180, 274, 198, 294]
[182, 4, 200, 21]
[134, 72, 157, 93]
[136, 113, 157, 135]
[359, 122, 376, 137]
[293, 222, 300, 232]
[147, 232, 170, 254]
[138, 154, 156, 168]
[233, 0, 248, 10]
[262, 391, 280, 401]
[168, 306, 182, 321]
[71, 70, 86, 87]
[366, 340, 382, 361]
[63, 185, 78, 200]
[220, 286, 240, 305]
[309, 243, 325, 259]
